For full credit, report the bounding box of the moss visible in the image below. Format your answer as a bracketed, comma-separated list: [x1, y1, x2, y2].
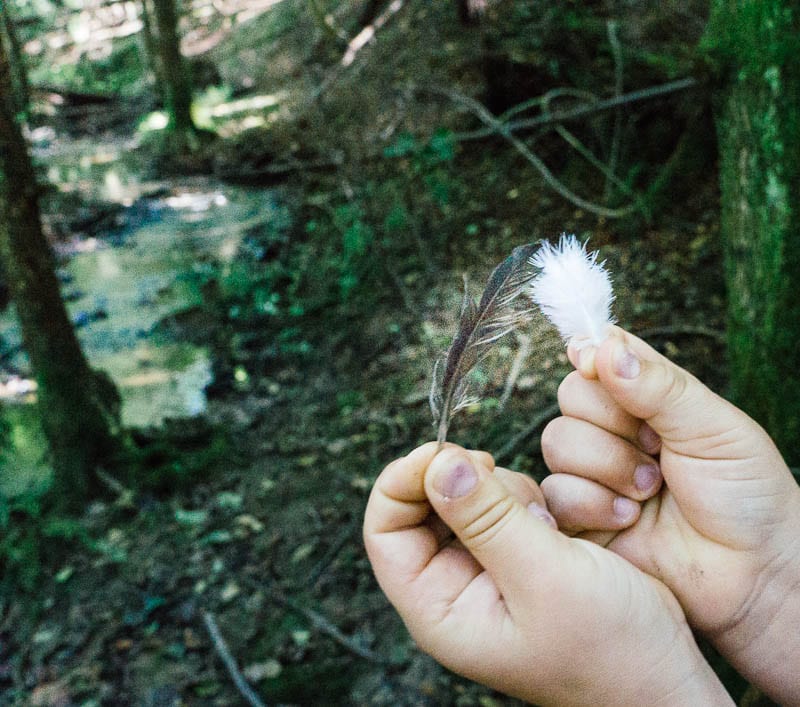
[704, 2, 800, 76]
[711, 1, 800, 463]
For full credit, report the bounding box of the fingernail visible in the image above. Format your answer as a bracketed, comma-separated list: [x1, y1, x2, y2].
[634, 463, 661, 493]
[613, 496, 639, 522]
[433, 456, 478, 499]
[527, 502, 558, 529]
[638, 423, 661, 453]
[577, 345, 596, 374]
[613, 342, 641, 379]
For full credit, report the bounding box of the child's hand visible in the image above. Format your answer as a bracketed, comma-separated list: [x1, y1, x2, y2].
[540, 328, 800, 704]
[364, 442, 731, 706]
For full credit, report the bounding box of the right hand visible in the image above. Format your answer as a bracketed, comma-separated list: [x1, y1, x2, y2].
[539, 328, 800, 704]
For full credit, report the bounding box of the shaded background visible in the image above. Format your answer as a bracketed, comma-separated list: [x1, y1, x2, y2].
[0, 0, 795, 704]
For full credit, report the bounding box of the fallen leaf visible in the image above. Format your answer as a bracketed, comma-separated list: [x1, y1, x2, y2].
[174, 508, 208, 526]
[30, 681, 70, 707]
[235, 514, 264, 533]
[114, 638, 133, 652]
[291, 543, 315, 563]
[243, 659, 282, 682]
[220, 581, 240, 603]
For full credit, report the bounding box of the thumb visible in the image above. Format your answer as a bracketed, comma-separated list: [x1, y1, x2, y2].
[594, 331, 769, 461]
[424, 447, 565, 606]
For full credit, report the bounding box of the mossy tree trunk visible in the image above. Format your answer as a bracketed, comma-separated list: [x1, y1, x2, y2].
[0, 30, 123, 511]
[707, 1, 800, 464]
[150, 0, 197, 140]
[0, 0, 30, 119]
[138, 0, 166, 102]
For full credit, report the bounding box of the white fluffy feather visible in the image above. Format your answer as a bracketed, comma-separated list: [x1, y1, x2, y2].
[529, 234, 615, 348]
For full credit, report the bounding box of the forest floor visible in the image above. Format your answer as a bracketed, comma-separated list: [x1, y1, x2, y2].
[0, 1, 748, 705]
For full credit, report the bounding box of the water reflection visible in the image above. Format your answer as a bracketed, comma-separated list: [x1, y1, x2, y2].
[1, 142, 283, 486]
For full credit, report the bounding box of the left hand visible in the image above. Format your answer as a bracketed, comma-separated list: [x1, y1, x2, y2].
[363, 442, 731, 707]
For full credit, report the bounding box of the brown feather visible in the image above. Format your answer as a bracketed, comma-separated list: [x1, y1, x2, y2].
[431, 243, 539, 444]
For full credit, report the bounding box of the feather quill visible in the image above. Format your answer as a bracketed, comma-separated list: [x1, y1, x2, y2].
[430, 243, 539, 445]
[529, 234, 615, 348]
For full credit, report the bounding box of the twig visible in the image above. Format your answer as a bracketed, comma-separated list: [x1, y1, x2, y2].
[605, 19, 624, 203]
[426, 85, 636, 219]
[305, 0, 406, 106]
[95, 468, 136, 507]
[341, 0, 405, 67]
[498, 334, 532, 410]
[494, 402, 561, 465]
[454, 78, 698, 143]
[498, 87, 597, 124]
[553, 124, 637, 201]
[503, 88, 637, 203]
[271, 591, 390, 665]
[307, 521, 359, 586]
[202, 611, 267, 707]
[637, 324, 726, 345]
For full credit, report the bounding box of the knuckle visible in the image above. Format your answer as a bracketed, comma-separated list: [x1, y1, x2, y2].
[460, 495, 520, 550]
[469, 449, 495, 471]
[661, 365, 689, 409]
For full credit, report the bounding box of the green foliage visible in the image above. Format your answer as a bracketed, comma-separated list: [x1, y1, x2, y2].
[383, 128, 457, 208]
[329, 202, 375, 298]
[0, 493, 118, 592]
[122, 424, 231, 492]
[30, 35, 148, 97]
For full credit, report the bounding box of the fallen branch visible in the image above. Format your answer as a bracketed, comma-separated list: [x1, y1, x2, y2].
[341, 0, 405, 67]
[552, 124, 643, 209]
[305, 0, 407, 107]
[202, 611, 266, 707]
[426, 85, 637, 218]
[494, 402, 561, 465]
[219, 77, 697, 186]
[271, 590, 389, 665]
[455, 77, 699, 143]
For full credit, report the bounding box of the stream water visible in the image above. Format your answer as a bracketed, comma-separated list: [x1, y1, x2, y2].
[0, 133, 283, 495]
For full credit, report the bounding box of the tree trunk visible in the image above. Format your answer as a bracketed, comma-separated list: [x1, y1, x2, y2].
[0, 0, 30, 119]
[150, 0, 196, 139]
[707, 1, 800, 464]
[0, 30, 122, 511]
[138, 0, 166, 103]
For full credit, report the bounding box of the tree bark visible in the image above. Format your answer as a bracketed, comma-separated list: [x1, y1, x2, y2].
[138, 0, 166, 103]
[0, 0, 30, 119]
[0, 30, 122, 510]
[150, 0, 197, 139]
[707, 1, 800, 464]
